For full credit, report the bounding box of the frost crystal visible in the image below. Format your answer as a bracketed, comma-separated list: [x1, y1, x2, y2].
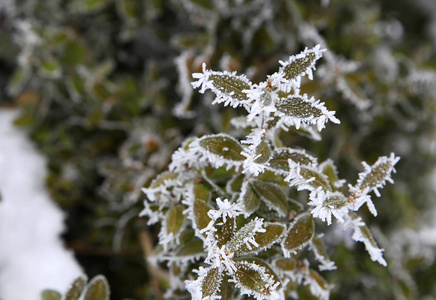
[192, 63, 253, 108]
[208, 198, 244, 223]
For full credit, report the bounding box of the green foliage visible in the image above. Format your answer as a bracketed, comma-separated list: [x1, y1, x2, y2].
[1, 0, 436, 298]
[281, 213, 314, 256]
[41, 275, 110, 300]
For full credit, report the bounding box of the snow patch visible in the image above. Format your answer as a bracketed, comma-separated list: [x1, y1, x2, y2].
[0, 109, 82, 300]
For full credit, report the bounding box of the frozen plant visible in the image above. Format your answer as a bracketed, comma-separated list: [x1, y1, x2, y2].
[141, 45, 400, 299]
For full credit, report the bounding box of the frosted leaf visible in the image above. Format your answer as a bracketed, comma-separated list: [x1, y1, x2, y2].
[319, 159, 346, 189]
[310, 236, 337, 271]
[345, 213, 387, 266]
[141, 171, 180, 202]
[241, 129, 270, 176]
[186, 266, 223, 300]
[192, 63, 253, 108]
[253, 139, 272, 164]
[157, 204, 186, 251]
[234, 223, 286, 256]
[175, 135, 245, 171]
[281, 212, 314, 257]
[304, 269, 330, 300]
[268, 148, 318, 174]
[348, 153, 400, 216]
[169, 138, 210, 172]
[308, 190, 349, 225]
[226, 217, 266, 253]
[250, 180, 289, 217]
[347, 185, 376, 215]
[232, 259, 283, 300]
[199, 134, 245, 162]
[285, 161, 332, 192]
[270, 45, 326, 92]
[354, 153, 400, 197]
[83, 275, 110, 300]
[64, 276, 87, 300]
[274, 94, 340, 131]
[238, 181, 260, 216]
[191, 199, 213, 237]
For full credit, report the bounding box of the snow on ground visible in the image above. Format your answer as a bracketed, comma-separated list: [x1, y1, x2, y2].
[0, 109, 82, 299]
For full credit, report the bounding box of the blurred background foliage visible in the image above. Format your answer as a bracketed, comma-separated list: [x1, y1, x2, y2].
[1, 0, 436, 299]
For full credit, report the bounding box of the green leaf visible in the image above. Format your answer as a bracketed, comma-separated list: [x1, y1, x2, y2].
[233, 258, 282, 298]
[289, 164, 332, 192]
[175, 236, 204, 257]
[280, 46, 323, 81]
[308, 269, 329, 295]
[276, 96, 323, 119]
[201, 267, 223, 299]
[39, 58, 62, 79]
[227, 174, 244, 193]
[239, 181, 260, 215]
[251, 180, 289, 217]
[323, 193, 348, 210]
[194, 183, 211, 203]
[269, 148, 317, 172]
[215, 217, 235, 247]
[234, 223, 286, 256]
[274, 258, 297, 272]
[208, 74, 251, 102]
[64, 276, 87, 300]
[41, 290, 61, 300]
[254, 140, 272, 164]
[218, 275, 233, 300]
[193, 199, 212, 232]
[149, 171, 178, 189]
[83, 275, 110, 300]
[281, 213, 314, 255]
[7, 67, 30, 96]
[166, 204, 185, 235]
[199, 134, 245, 161]
[311, 236, 335, 270]
[320, 159, 342, 190]
[356, 154, 400, 195]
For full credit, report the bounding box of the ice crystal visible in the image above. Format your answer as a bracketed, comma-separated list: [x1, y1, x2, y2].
[208, 198, 244, 223]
